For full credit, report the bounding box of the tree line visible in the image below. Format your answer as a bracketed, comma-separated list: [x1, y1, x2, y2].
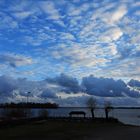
[0, 102, 58, 109]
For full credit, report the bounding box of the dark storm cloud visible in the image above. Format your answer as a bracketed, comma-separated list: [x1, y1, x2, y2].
[40, 89, 57, 99]
[81, 75, 140, 97]
[0, 75, 17, 97]
[45, 73, 83, 93]
[128, 79, 140, 88]
[0, 74, 140, 104]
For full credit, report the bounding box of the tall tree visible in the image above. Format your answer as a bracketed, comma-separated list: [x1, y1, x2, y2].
[86, 97, 96, 119]
[104, 100, 113, 120]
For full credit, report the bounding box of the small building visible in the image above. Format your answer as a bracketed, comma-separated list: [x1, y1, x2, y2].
[69, 111, 86, 118]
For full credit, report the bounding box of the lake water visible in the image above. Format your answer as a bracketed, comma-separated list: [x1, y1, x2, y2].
[0, 108, 140, 126]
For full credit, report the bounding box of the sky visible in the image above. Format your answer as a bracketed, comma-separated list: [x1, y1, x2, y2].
[0, 0, 140, 106]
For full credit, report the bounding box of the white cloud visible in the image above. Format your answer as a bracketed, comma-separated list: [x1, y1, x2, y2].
[100, 27, 123, 42]
[131, 33, 140, 45]
[108, 5, 127, 24]
[23, 32, 50, 46]
[50, 44, 112, 68]
[59, 32, 75, 40]
[0, 12, 18, 29]
[68, 3, 90, 16]
[39, 1, 61, 20]
[91, 4, 127, 25]
[13, 11, 33, 19]
[98, 58, 140, 80]
[0, 53, 33, 67]
[132, 1, 140, 7]
[135, 11, 140, 16]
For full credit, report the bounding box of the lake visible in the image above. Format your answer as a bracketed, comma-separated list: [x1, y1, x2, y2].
[0, 107, 140, 126]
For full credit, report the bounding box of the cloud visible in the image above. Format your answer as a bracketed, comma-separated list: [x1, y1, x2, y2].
[13, 11, 33, 19]
[0, 53, 33, 67]
[100, 27, 123, 42]
[107, 5, 127, 24]
[46, 73, 82, 93]
[0, 75, 17, 97]
[23, 32, 50, 46]
[59, 32, 75, 40]
[131, 34, 140, 45]
[90, 3, 127, 25]
[134, 11, 140, 16]
[128, 79, 140, 89]
[99, 58, 140, 80]
[0, 0, 140, 93]
[81, 75, 140, 97]
[40, 89, 57, 99]
[50, 44, 111, 68]
[0, 12, 18, 29]
[67, 3, 90, 16]
[0, 74, 140, 105]
[39, 1, 62, 20]
[132, 1, 140, 7]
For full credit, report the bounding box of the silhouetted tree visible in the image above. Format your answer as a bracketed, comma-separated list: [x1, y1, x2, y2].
[86, 97, 96, 119]
[104, 100, 113, 120]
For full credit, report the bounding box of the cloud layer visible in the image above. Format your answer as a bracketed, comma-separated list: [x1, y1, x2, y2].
[0, 74, 140, 106]
[0, 0, 140, 81]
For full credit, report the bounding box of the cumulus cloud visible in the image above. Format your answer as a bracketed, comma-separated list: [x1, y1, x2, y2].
[0, 53, 33, 67]
[81, 75, 140, 97]
[0, 75, 17, 97]
[40, 89, 57, 99]
[82, 75, 126, 97]
[128, 79, 140, 89]
[46, 73, 82, 93]
[0, 74, 140, 106]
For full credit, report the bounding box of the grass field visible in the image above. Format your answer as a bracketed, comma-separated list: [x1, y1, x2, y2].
[0, 119, 140, 140]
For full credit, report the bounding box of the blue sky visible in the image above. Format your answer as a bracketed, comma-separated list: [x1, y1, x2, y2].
[0, 0, 140, 105]
[0, 0, 140, 81]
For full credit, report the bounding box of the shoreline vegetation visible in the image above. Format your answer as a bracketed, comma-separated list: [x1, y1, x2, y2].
[0, 102, 58, 109]
[0, 102, 140, 109]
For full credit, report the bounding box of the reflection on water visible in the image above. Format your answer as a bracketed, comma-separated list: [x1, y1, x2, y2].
[0, 108, 140, 126]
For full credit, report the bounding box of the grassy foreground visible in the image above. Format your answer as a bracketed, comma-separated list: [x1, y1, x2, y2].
[0, 119, 140, 140]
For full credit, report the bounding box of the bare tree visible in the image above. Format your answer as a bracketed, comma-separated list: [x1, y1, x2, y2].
[86, 97, 96, 119]
[104, 100, 113, 120]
